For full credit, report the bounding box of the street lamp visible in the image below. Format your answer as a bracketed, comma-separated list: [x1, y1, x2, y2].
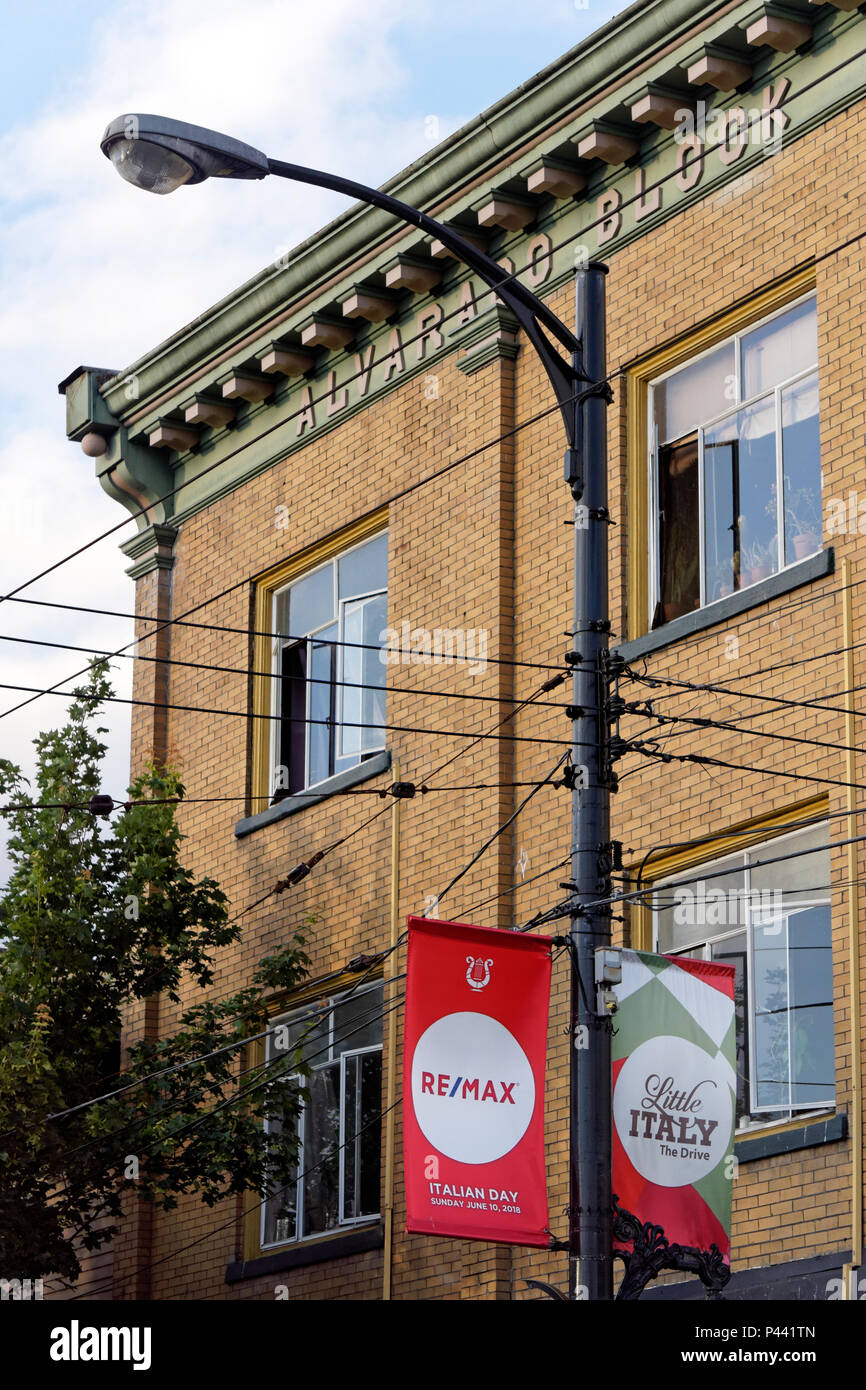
[101, 111, 614, 1301]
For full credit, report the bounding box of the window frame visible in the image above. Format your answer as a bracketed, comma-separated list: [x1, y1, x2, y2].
[259, 982, 384, 1253]
[647, 292, 818, 620]
[625, 268, 818, 643]
[270, 532, 387, 799]
[649, 821, 835, 1133]
[248, 509, 388, 814]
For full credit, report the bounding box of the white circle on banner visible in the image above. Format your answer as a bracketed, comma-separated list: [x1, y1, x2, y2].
[613, 1035, 733, 1188]
[411, 1012, 535, 1163]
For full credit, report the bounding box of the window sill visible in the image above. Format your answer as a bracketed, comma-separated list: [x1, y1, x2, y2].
[235, 751, 392, 838]
[225, 1221, 384, 1282]
[734, 1110, 846, 1164]
[615, 548, 834, 663]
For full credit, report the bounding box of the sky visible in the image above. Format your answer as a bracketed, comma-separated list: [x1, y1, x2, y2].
[0, 0, 625, 882]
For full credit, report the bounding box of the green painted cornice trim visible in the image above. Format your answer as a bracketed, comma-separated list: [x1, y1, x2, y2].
[456, 305, 521, 375]
[65, 0, 865, 550]
[98, 0, 735, 421]
[121, 522, 178, 579]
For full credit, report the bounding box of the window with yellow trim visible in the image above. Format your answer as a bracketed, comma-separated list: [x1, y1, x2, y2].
[648, 294, 820, 627]
[255, 526, 388, 805]
[262, 982, 384, 1248]
[651, 821, 835, 1131]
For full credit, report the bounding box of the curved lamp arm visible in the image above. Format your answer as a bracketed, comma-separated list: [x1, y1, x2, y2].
[102, 113, 588, 461]
[266, 156, 585, 455]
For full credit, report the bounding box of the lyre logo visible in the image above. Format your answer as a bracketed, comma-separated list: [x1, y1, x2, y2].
[465, 956, 492, 991]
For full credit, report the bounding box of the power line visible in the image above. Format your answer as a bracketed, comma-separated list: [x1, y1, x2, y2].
[616, 677, 861, 779]
[428, 752, 569, 912]
[0, 382, 594, 729]
[5, 675, 563, 1025]
[628, 804, 854, 887]
[51, 750, 572, 1293]
[458, 854, 572, 920]
[0, 631, 569, 709]
[0, 599, 569, 674]
[623, 738, 866, 795]
[645, 880, 854, 907]
[37, 968, 402, 1132]
[621, 606, 866, 694]
[0, 679, 573, 749]
[6, 677, 566, 1134]
[30, 952, 405, 1216]
[52, 984, 404, 1177]
[0, 780, 573, 815]
[0, 369, 608, 663]
[5, 48, 865, 735]
[625, 664, 866, 724]
[589, 824, 866, 911]
[58, 1096, 402, 1302]
[621, 699, 866, 761]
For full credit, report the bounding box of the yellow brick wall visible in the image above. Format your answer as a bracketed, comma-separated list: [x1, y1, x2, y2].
[111, 94, 866, 1300]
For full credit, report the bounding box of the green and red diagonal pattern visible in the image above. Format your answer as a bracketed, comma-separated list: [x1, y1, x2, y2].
[611, 949, 736, 1261]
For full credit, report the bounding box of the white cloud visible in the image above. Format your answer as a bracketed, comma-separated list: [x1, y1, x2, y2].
[0, 0, 432, 838]
[0, 0, 621, 882]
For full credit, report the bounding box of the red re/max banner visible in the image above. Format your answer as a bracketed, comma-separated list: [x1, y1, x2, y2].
[403, 915, 551, 1246]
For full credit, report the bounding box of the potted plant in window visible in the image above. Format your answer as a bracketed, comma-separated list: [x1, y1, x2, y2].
[742, 536, 776, 587]
[707, 559, 735, 601]
[784, 484, 821, 560]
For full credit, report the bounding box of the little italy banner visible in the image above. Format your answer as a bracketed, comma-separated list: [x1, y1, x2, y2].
[403, 915, 551, 1246]
[612, 950, 737, 1259]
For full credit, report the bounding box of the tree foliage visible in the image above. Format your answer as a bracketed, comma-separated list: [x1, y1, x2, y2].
[0, 664, 309, 1282]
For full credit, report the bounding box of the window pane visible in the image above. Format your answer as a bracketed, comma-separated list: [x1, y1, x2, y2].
[752, 904, 835, 1112]
[752, 915, 790, 1110]
[339, 593, 387, 757]
[262, 1101, 299, 1246]
[741, 298, 817, 399]
[301, 1061, 341, 1237]
[704, 397, 777, 591]
[277, 643, 306, 798]
[657, 434, 700, 622]
[308, 624, 337, 787]
[782, 372, 821, 565]
[710, 933, 748, 1121]
[282, 563, 334, 638]
[338, 533, 388, 600]
[788, 906, 834, 1107]
[342, 1051, 383, 1221]
[334, 984, 385, 1054]
[262, 1163, 298, 1245]
[748, 823, 830, 909]
[280, 1002, 330, 1071]
[653, 342, 734, 444]
[702, 430, 739, 604]
[656, 855, 746, 953]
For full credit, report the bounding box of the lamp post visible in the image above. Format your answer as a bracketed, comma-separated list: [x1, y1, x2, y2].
[101, 113, 613, 1300]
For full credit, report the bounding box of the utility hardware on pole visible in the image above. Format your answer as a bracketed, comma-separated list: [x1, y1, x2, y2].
[101, 113, 619, 1302]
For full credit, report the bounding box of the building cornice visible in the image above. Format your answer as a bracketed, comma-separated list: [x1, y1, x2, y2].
[95, 0, 741, 419]
[58, 0, 865, 542]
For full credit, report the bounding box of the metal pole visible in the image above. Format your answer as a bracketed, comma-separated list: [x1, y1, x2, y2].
[568, 262, 613, 1301]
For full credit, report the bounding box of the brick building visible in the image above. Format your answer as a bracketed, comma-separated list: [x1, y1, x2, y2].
[61, 0, 866, 1300]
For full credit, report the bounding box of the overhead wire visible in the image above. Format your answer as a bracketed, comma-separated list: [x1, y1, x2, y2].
[20, 42, 866, 1298]
[9, 45, 866, 733]
[0, 678, 574, 749]
[0, 630, 569, 709]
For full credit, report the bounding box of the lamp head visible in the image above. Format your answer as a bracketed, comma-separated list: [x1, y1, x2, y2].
[101, 114, 269, 194]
